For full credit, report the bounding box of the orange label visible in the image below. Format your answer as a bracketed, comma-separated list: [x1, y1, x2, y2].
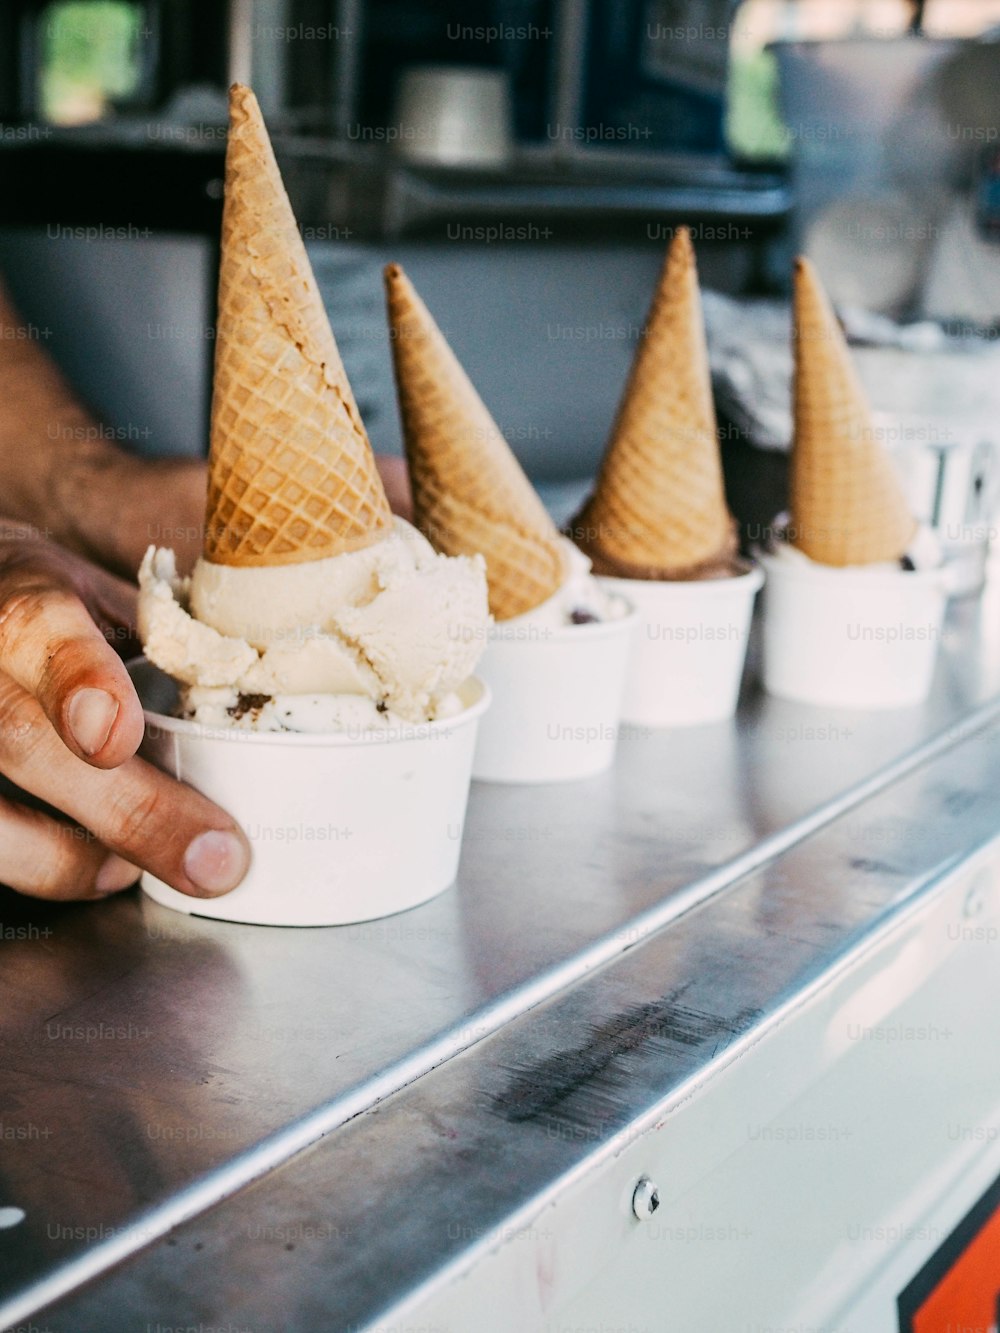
[899, 1176, 1000, 1333]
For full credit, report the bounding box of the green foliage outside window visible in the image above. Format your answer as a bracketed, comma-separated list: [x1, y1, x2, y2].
[727, 46, 790, 162]
[39, 0, 144, 124]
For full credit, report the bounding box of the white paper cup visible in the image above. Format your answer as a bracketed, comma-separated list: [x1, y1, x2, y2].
[128, 660, 490, 927]
[598, 565, 763, 727]
[471, 609, 637, 784]
[758, 553, 946, 709]
[393, 66, 513, 167]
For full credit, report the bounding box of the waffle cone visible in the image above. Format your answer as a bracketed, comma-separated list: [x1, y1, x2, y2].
[385, 263, 566, 620]
[204, 84, 392, 567]
[570, 227, 736, 581]
[791, 258, 916, 567]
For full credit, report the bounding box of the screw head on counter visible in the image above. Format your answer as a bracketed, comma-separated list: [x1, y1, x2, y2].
[631, 1176, 660, 1221]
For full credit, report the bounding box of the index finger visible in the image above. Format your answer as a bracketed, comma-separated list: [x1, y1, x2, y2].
[0, 563, 145, 770]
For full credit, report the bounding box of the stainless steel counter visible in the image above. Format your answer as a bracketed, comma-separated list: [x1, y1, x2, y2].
[3, 583, 1000, 1331]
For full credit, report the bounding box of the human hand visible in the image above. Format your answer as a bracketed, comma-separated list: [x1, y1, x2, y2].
[375, 454, 413, 523]
[0, 523, 250, 901]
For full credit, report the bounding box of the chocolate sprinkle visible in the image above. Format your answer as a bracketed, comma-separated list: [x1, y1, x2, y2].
[228, 692, 272, 720]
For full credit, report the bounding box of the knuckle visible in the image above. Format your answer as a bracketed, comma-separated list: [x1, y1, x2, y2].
[103, 782, 166, 852]
[0, 685, 48, 763]
[0, 586, 53, 655]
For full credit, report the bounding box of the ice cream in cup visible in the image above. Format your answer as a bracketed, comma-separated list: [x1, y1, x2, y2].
[383, 264, 635, 784]
[134, 85, 491, 925]
[758, 258, 946, 709]
[568, 228, 762, 728]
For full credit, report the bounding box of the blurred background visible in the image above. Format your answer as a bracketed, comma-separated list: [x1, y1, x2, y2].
[2, 0, 1000, 557]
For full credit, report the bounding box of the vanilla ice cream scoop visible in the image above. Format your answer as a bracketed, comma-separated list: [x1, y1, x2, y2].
[138, 518, 491, 728]
[187, 519, 436, 647]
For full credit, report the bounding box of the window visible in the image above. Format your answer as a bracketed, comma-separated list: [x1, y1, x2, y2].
[38, 0, 151, 125]
[727, 0, 1000, 161]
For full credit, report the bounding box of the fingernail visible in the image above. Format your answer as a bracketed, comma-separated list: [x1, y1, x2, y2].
[67, 688, 119, 756]
[183, 830, 249, 896]
[96, 855, 139, 895]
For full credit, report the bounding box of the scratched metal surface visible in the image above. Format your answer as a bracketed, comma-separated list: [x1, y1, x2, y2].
[1, 586, 1000, 1328]
[35, 709, 1000, 1333]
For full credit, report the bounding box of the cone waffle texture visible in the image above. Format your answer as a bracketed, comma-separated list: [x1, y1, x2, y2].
[571, 227, 736, 581]
[791, 257, 916, 567]
[385, 263, 566, 620]
[204, 84, 392, 567]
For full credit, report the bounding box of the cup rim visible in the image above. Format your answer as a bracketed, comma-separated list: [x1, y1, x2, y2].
[490, 602, 639, 643]
[596, 562, 764, 598]
[756, 548, 946, 589]
[126, 658, 491, 748]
